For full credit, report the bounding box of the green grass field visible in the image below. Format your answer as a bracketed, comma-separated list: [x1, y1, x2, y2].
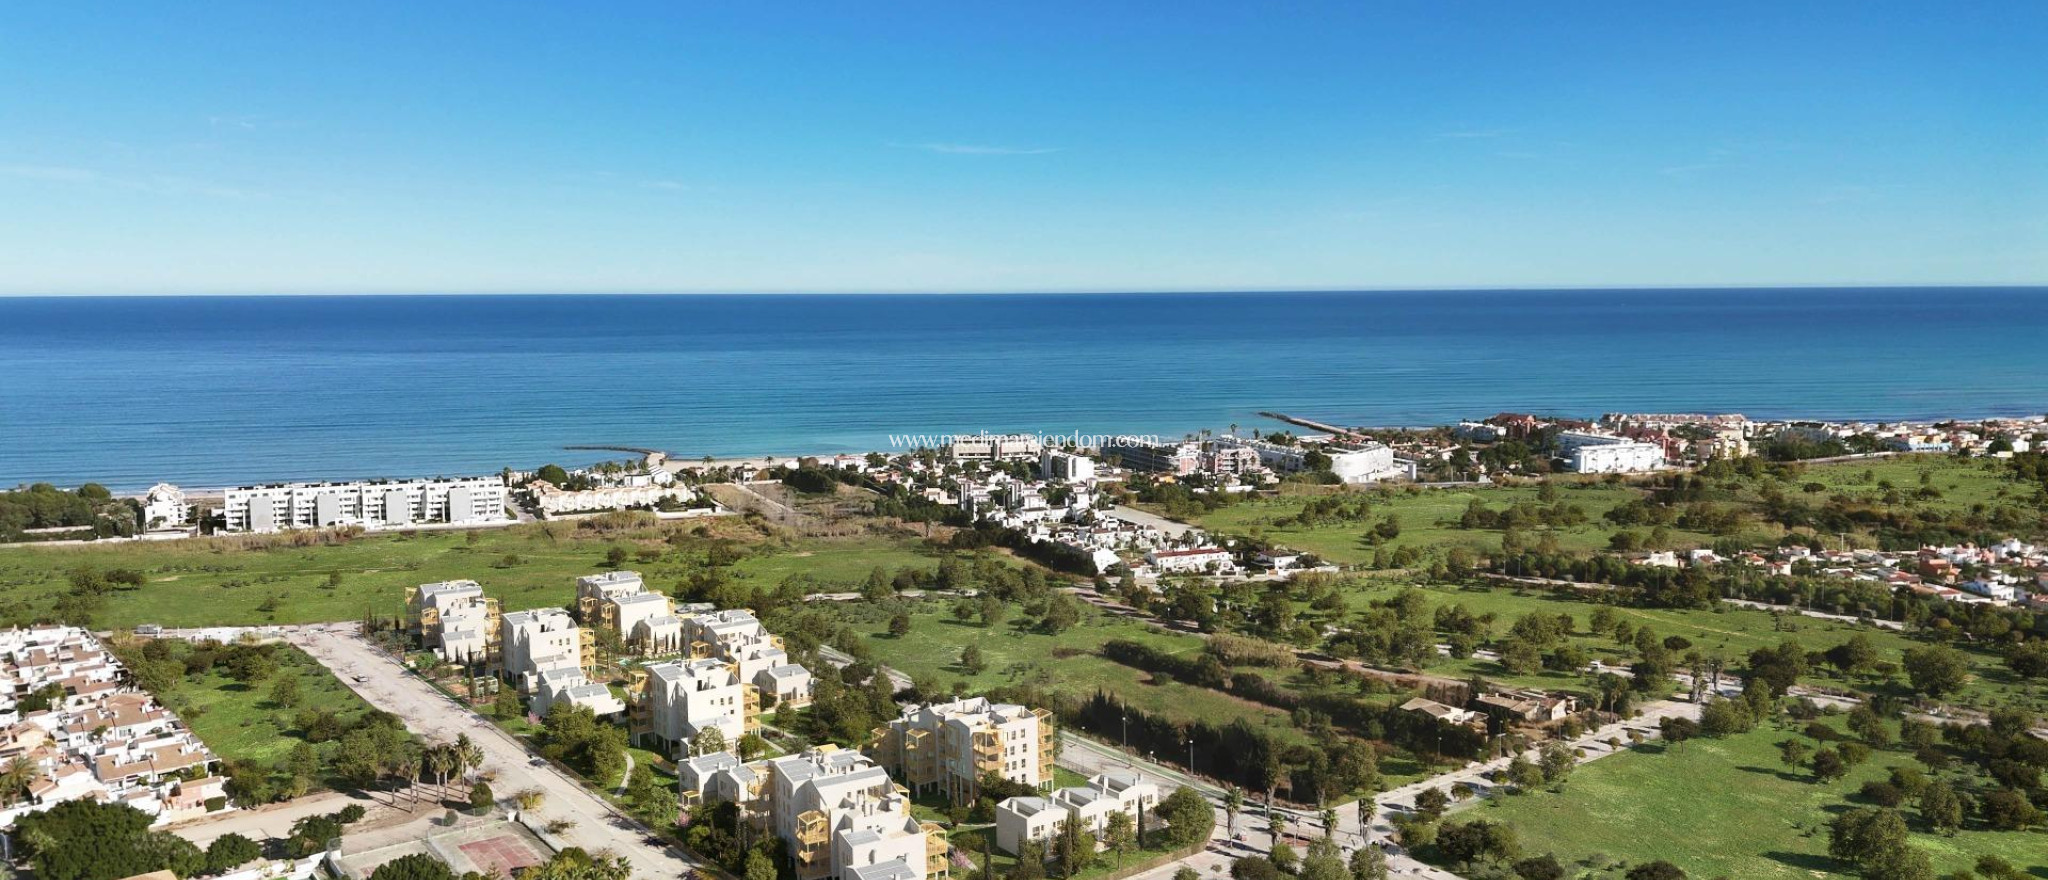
[1460, 716, 2046, 878]
[162, 642, 378, 784]
[827, 598, 1324, 751]
[1171, 482, 1708, 566]
[1332, 579, 2046, 713]
[0, 520, 935, 629]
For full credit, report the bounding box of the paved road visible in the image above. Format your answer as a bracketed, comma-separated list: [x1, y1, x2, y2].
[1109, 505, 1202, 539]
[287, 624, 703, 880]
[167, 789, 375, 848]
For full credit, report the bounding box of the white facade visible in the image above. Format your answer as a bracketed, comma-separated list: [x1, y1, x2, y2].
[1221, 437, 1404, 484]
[766, 746, 940, 880]
[1556, 431, 1666, 474]
[411, 579, 497, 664]
[1038, 449, 1097, 484]
[0, 627, 227, 828]
[1145, 547, 1235, 575]
[575, 571, 679, 654]
[639, 657, 750, 753]
[529, 480, 693, 515]
[221, 476, 506, 533]
[871, 697, 1051, 805]
[994, 771, 1158, 855]
[500, 608, 585, 697]
[950, 433, 1043, 462]
[141, 483, 190, 530]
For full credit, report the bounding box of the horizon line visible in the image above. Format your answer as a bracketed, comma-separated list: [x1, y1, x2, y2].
[4, 282, 2048, 300]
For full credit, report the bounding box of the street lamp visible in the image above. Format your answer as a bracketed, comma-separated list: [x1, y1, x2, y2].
[1122, 713, 1128, 747]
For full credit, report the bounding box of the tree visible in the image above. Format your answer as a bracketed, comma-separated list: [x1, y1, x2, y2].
[15, 800, 197, 880]
[1224, 785, 1244, 837]
[1778, 739, 1811, 768]
[1505, 755, 1543, 791]
[888, 612, 913, 638]
[1828, 808, 1931, 880]
[270, 674, 303, 708]
[737, 732, 769, 761]
[745, 850, 778, 880]
[1538, 742, 1574, 786]
[1299, 839, 1347, 880]
[1349, 846, 1388, 880]
[1103, 810, 1137, 867]
[1978, 788, 2042, 830]
[692, 726, 728, 758]
[1810, 748, 1847, 783]
[961, 643, 987, 676]
[1919, 780, 1965, 834]
[1513, 854, 1565, 880]
[370, 854, 455, 880]
[205, 834, 263, 874]
[1902, 646, 1970, 700]
[469, 780, 495, 814]
[1623, 862, 1687, 880]
[1415, 786, 1449, 821]
[1155, 786, 1216, 847]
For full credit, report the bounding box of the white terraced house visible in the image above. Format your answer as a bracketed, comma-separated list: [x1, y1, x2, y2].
[0, 627, 227, 828]
[995, 771, 1160, 854]
[221, 475, 506, 532]
[766, 746, 947, 880]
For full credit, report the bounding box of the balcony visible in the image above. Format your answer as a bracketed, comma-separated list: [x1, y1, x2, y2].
[923, 822, 949, 876]
[795, 810, 830, 850]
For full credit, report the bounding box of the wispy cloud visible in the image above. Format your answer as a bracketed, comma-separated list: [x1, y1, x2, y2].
[1435, 128, 1510, 140]
[902, 142, 1060, 156]
[0, 163, 264, 198]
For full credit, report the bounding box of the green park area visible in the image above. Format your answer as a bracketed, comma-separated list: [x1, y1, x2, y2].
[1455, 716, 2044, 879]
[109, 636, 386, 796]
[1159, 454, 2044, 569]
[0, 515, 937, 629]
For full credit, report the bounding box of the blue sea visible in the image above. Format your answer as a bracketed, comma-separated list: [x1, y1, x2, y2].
[4, 288, 2047, 490]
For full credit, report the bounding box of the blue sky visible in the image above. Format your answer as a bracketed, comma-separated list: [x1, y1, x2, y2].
[1, 2, 2043, 294]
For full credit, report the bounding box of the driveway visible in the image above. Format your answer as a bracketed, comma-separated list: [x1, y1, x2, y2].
[287, 624, 704, 880]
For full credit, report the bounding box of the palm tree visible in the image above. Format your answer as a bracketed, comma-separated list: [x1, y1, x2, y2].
[1223, 786, 1243, 838]
[1271, 813, 1288, 851]
[458, 734, 484, 781]
[0, 758, 36, 805]
[1320, 805, 1337, 840]
[399, 755, 422, 810]
[427, 747, 455, 802]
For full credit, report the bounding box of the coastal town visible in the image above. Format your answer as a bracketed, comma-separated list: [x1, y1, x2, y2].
[1, 407, 2046, 880]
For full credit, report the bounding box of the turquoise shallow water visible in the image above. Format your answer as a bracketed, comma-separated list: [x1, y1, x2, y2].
[2, 288, 2045, 489]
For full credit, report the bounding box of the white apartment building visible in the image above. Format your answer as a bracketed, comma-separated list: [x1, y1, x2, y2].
[528, 480, 693, 516]
[529, 665, 625, 720]
[635, 657, 755, 755]
[950, 433, 1043, 463]
[684, 609, 793, 682]
[768, 746, 946, 880]
[221, 476, 506, 533]
[1221, 437, 1407, 484]
[1038, 449, 1097, 484]
[678, 750, 769, 814]
[1556, 431, 1666, 474]
[1145, 547, 1236, 575]
[994, 771, 1159, 855]
[870, 697, 1053, 805]
[575, 571, 683, 655]
[406, 579, 500, 666]
[0, 627, 227, 828]
[141, 483, 190, 530]
[500, 609, 590, 696]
